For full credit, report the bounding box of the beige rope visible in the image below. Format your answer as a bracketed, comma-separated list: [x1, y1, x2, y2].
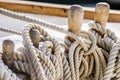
[13, 47, 30, 74]
[116, 52, 120, 80]
[0, 53, 20, 80]
[0, 23, 107, 80]
[0, 8, 88, 51]
[0, 8, 119, 80]
[64, 30, 106, 80]
[103, 42, 120, 80]
[22, 24, 55, 80]
[0, 8, 95, 79]
[88, 21, 119, 80]
[88, 21, 117, 50]
[21, 24, 74, 80]
[0, 27, 21, 35]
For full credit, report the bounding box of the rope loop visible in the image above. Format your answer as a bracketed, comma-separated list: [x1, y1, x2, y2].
[64, 27, 106, 80]
[88, 21, 117, 50]
[0, 8, 120, 80]
[0, 8, 89, 52]
[88, 21, 120, 80]
[65, 30, 96, 56]
[103, 42, 120, 80]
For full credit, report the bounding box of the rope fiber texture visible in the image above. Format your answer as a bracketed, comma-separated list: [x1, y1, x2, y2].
[88, 21, 120, 80]
[0, 8, 119, 80]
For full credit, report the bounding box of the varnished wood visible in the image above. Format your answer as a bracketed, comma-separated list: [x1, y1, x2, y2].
[0, 0, 120, 22]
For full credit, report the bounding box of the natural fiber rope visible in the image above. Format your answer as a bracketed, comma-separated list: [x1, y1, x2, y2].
[88, 21, 120, 80]
[0, 53, 20, 80]
[103, 42, 120, 80]
[0, 8, 103, 80]
[88, 21, 117, 50]
[13, 47, 30, 74]
[116, 51, 120, 80]
[64, 30, 106, 80]
[0, 27, 21, 35]
[0, 23, 107, 80]
[0, 8, 119, 80]
[0, 8, 89, 51]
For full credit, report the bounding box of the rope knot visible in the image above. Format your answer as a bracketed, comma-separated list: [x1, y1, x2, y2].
[88, 21, 118, 52]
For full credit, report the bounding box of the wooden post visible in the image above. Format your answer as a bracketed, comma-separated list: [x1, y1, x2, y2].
[2, 39, 15, 68]
[30, 29, 40, 48]
[2, 40, 30, 80]
[95, 2, 110, 26]
[68, 5, 84, 35]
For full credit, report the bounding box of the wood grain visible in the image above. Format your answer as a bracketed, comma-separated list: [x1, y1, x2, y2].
[0, 0, 120, 22]
[68, 5, 84, 35]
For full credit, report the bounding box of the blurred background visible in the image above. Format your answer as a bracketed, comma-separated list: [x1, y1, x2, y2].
[29, 0, 120, 10]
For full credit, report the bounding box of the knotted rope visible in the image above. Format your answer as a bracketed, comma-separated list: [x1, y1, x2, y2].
[0, 22, 107, 80]
[0, 53, 20, 80]
[88, 21, 120, 80]
[88, 21, 118, 60]
[0, 7, 119, 80]
[64, 30, 106, 80]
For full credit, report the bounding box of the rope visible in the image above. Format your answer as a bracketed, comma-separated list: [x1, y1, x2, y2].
[0, 8, 88, 51]
[0, 53, 20, 80]
[88, 21, 119, 80]
[64, 30, 106, 80]
[88, 21, 117, 51]
[13, 47, 30, 74]
[0, 23, 107, 80]
[116, 52, 120, 80]
[103, 42, 120, 80]
[0, 27, 21, 35]
[0, 8, 119, 80]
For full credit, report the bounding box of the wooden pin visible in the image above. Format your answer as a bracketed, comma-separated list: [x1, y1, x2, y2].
[95, 2, 110, 26]
[2, 40, 30, 80]
[2, 39, 15, 68]
[68, 5, 84, 35]
[30, 29, 40, 48]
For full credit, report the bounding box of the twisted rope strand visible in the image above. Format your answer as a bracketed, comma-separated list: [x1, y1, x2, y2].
[0, 54, 20, 80]
[0, 8, 119, 80]
[0, 8, 88, 51]
[88, 21, 119, 80]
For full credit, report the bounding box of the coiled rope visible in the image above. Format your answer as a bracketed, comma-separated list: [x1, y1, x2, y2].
[0, 53, 20, 80]
[0, 22, 107, 80]
[0, 24, 106, 80]
[0, 8, 88, 51]
[88, 21, 120, 80]
[0, 5, 119, 80]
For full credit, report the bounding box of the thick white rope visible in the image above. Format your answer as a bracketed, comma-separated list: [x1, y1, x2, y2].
[0, 23, 107, 80]
[88, 21, 117, 46]
[88, 21, 119, 80]
[0, 8, 88, 51]
[0, 8, 119, 80]
[0, 53, 20, 80]
[64, 29, 106, 80]
[103, 42, 120, 80]
[0, 27, 21, 35]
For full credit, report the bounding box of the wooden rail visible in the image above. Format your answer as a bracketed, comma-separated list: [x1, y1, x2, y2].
[0, 0, 120, 22]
